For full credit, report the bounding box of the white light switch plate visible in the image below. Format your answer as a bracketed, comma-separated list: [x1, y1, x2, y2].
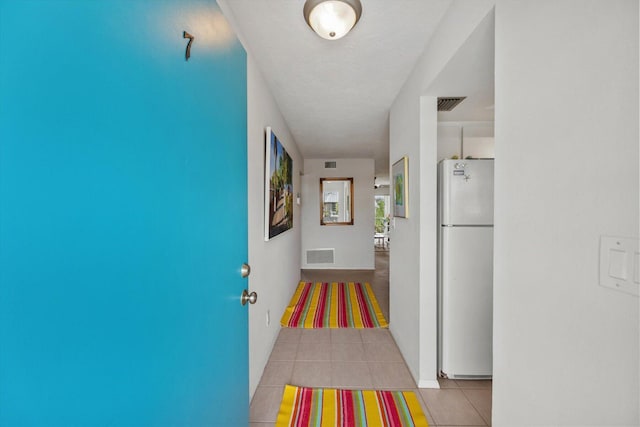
[599, 236, 639, 296]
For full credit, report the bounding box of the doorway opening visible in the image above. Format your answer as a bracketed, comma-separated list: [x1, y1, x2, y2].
[374, 195, 390, 250]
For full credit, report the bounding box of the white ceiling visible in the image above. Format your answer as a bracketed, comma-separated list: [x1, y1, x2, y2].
[222, 0, 494, 176]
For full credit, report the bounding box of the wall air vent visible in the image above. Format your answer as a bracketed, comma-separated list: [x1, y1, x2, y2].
[306, 249, 335, 264]
[437, 97, 467, 111]
[324, 161, 337, 169]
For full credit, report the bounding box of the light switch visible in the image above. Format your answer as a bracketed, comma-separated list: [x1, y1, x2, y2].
[599, 236, 639, 296]
[607, 249, 627, 280]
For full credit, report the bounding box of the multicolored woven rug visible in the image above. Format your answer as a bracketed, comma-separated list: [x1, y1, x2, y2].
[280, 282, 388, 328]
[276, 385, 429, 427]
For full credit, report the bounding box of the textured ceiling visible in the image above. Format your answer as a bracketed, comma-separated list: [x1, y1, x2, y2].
[222, 0, 453, 175]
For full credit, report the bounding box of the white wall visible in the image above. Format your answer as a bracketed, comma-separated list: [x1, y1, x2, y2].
[437, 124, 463, 160]
[417, 96, 439, 388]
[493, 1, 639, 425]
[389, 91, 423, 383]
[247, 56, 302, 399]
[301, 159, 374, 270]
[437, 122, 494, 161]
[389, 0, 496, 388]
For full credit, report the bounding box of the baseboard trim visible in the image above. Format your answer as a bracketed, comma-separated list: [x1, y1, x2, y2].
[418, 379, 440, 389]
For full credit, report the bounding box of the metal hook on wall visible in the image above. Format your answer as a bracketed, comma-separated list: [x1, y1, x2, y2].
[183, 31, 195, 61]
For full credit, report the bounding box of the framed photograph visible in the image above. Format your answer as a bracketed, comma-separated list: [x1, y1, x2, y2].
[264, 127, 294, 240]
[392, 156, 409, 218]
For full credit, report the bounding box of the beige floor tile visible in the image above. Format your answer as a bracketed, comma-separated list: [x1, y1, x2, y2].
[291, 361, 332, 388]
[411, 388, 436, 426]
[259, 361, 294, 386]
[296, 341, 331, 361]
[331, 342, 366, 361]
[363, 341, 404, 362]
[331, 328, 362, 343]
[369, 361, 416, 389]
[269, 341, 298, 361]
[264, 253, 493, 426]
[250, 386, 284, 423]
[456, 379, 492, 389]
[420, 388, 486, 426]
[299, 328, 331, 343]
[276, 328, 301, 343]
[463, 388, 492, 425]
[360, 328, 394, 344]
[331, 361, 373, 389]
[438, 378, 461, 388]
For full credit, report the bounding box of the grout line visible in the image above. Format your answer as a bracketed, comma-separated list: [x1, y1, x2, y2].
[460, 387, 491, 427]
[412, 390, 436, 426]
[362, 358, 374, 390]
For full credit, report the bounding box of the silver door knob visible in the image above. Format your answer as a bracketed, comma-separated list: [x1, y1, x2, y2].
[241, 289, 257, 306]
[241, 263, 251, 278]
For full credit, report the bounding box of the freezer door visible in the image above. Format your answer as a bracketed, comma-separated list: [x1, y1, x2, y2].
[440, 226, 493, 378]
[439, 159, 494, 225]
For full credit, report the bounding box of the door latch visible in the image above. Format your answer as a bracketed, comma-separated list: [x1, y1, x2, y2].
[241, 289, 257, 306]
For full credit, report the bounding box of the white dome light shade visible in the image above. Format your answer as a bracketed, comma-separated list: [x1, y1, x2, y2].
[303, 0, 362, 40]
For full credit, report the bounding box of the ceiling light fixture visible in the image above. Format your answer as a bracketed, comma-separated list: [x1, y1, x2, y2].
[303, 0, 362, 40]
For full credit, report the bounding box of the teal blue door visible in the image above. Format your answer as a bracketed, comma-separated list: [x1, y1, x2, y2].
[0, 1, 248, 426]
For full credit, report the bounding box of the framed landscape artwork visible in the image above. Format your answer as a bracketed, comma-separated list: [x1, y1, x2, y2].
[392, 156, 409, 218]
[264, 127, 294, 241]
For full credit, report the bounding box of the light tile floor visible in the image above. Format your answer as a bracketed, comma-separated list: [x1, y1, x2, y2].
[250, 251, 492, 426]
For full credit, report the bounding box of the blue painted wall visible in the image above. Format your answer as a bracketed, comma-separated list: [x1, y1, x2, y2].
[0, 1, 248, 425]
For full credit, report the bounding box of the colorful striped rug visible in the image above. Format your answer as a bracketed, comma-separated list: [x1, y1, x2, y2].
[280, 282, 388, 328]
[276, 385, 429, 427]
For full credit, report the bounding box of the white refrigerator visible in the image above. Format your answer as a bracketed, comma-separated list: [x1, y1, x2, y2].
[438, 159, 494, 379]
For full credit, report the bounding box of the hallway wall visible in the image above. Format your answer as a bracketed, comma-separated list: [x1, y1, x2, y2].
[301, 158, 375, 270]
[247, 56, 302, 398]
[389, 1, 496, 388]
[493, 1, 639, 425]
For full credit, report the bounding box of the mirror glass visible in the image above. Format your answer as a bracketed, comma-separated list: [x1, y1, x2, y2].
[320, 177, 354, 225]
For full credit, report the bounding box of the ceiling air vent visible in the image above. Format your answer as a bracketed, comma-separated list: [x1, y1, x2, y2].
[437, 97, 466, 111]
[324, 161, 337, 169]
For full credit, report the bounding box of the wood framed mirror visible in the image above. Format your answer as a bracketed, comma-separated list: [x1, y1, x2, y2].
[320, 177, 354, 225]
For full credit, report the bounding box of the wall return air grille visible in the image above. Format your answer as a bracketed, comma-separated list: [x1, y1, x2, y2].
[437, 97, 466, 111]
[306, 249, 335, 264]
